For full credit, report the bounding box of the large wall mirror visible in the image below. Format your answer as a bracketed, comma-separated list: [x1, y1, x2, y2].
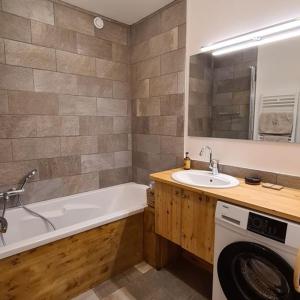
[188, 19, 300, 143]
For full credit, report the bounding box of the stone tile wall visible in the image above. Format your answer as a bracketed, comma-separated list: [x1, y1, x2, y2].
[131, 0, 186, 184]
[0, 0, 132, 203]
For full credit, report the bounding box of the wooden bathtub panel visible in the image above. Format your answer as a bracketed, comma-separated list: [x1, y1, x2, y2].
[0, 213, 143, 300]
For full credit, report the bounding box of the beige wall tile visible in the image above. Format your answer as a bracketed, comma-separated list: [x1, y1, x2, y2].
[62, 173, 99, 196]
[97, 98, 128, 116]
[0, 115, 36, 138]
[112, 44, 129, 63]
[0, 11, 31, 43]
[5, 40, 56, 71]
[59, 94, 96, 116]
[34, 70, 77, 94]
[0, 38, 4, 64]
[131, 13, 161, 45]
[2, 0, 54, 25]
[131, 28, 178, 63]
[149, 73, 178, 96]
[0, 139, 12, 162]
[133, 79, 149, 99]
[77, 75, 113, 98]
[277, 174, 300, 189]
[160, 94, 184, 116]
[31, 20, 77, 53]
[0, 160, 40, 185]
[95, 20, 128, 45]
[178, 71, 185, 93]
[8, 91, 59, 115]
[77, 33, 112, 60]
[134, 134, 160, 154]
[38, 156, 81, 180]
[96, 59, 128, 81]
[178, 23, 186, 49]
[61, 136, 97, 156]
[81, 153, 114, 173]
[113, 81, 130, 99]
[98, 134, 128, 153]
[161, 0, 186, 32]
[160, 136, 183, 155]
[56, 50, 96, 77]
[161, 48, 185, 74]
[0, 64, 34, 91]
[79, 116, 113, 135]
[12, 137, 60, 160]
[54, 3, 94, 36]
[36, 116, 79, 137]
[136, 98, 160, 116]
[135, 57, 160, 80]
[0, 90, 9, 114]
[114, 151, 132, 168]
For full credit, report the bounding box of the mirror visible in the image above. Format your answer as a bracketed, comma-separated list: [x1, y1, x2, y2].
[188, 33, 300, 143]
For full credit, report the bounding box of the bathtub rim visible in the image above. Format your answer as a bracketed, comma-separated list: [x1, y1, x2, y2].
[0, 182, 147, 260]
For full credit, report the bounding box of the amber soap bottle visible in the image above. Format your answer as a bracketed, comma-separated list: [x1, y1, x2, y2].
[183, 152, 191, 170]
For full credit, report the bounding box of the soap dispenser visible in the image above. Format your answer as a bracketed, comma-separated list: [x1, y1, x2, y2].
[183, 152, 191, 170]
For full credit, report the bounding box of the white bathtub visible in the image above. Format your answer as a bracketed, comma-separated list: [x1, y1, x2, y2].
[0, 182, 147, 260]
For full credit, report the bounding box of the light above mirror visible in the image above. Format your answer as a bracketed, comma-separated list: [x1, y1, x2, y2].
[200, 18, 300, 56]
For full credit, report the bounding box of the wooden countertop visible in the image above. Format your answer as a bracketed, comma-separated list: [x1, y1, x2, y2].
[150, 168, 300, 223]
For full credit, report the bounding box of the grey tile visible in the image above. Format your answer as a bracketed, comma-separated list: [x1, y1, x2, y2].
[277, 174, 300, 189]
[0, 11, 31, 42]
[113, 81, 130, 99]
[0, 64, 34, 91]
[133, 79, 149, 99]
[81, 153, 114, 173]
[5, 40, 56, 71]
[160, 94, 184, 116]
[61, 136, 97, 156]
[98, 134, 128, 153]
[8, 91, 59, 115]
[134, 134, 160, 154]
[36, 116, 79, 137]
[112, 43, 129, 63]
[59, 95, 97, 116]
[99, 167, 131, 188]
[149, 73, 178, 96]
[62, 172, 99, 196]
[79, 116, 113, 135]
[135, 57, 160, 80]
[113, 116, 130, 134]
[95, 20, 128, 45]
[12, 137, 60, 160]
[31, 20, 77, 53]
[56, 50, 96, 77]
[0, 38, 4, 64]
[160, 136, 183, 155]
[136, 98, 160, 117]
[161, 0, 186, 32]
[0, 160, 40, 185]
[96, 59, 128, 82]
[34, 70, 77, 95]
[0, 115, 36, 138]
[97, 98, 128, 116]
[178, 23, 186, 49]
[77, 33, 112, 60]
[0, 139, 12, 162]
[161, 48, 185, 75]
[2, 0, 54, 25]
[38, 156, 81, 180]
[54, 3, 94, 36]
[77, 75, 113, 98]
[114, 151, 132, 168]
[0, 90, 8, 114]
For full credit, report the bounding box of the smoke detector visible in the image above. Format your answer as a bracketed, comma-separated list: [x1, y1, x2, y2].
[94, 17, 104, 29]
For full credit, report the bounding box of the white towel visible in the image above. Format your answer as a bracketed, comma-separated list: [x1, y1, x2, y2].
[259, 112, 293, 135]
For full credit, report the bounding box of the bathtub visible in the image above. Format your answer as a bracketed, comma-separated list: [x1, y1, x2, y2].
[0, 182, 147, 259]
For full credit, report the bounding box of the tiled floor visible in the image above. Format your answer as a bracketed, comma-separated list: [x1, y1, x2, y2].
[73, 259, 212, 300]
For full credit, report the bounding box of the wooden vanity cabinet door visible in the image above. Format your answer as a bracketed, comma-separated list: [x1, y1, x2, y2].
[181, 192, 217, 264]
[155, 182, 182, 245]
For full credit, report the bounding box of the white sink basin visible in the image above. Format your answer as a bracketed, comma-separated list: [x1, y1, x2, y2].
[171, 170, 239, 189]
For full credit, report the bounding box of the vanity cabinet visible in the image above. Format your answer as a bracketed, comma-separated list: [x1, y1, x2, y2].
[155, 182, 217, 264]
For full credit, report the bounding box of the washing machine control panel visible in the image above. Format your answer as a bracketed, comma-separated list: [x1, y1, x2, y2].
[247, 212, 287, 243]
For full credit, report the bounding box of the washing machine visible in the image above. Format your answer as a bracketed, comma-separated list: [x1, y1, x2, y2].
[213, 201, 300, 300]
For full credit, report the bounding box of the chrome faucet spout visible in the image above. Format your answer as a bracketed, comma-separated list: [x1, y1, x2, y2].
[200, 146, 219, 175]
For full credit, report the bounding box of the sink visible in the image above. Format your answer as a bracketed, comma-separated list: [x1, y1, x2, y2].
[171, 170, 239, 189]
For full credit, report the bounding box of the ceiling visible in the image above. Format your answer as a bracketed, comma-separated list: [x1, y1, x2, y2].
[62, 0, 174, 25]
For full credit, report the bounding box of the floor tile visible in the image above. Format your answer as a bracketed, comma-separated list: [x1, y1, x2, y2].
[72, 289, 99, 300]
[134, 261, 154, 274]
[103, 287, 136, 300]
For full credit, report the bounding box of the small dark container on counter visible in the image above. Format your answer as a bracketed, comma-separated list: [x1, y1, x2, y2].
[245, 176, 262, 185]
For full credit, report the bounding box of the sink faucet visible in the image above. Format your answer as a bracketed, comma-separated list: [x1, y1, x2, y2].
[200, 146, 219, 176]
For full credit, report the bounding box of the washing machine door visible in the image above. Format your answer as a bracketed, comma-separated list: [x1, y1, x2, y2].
[217, 242, 300, 300]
